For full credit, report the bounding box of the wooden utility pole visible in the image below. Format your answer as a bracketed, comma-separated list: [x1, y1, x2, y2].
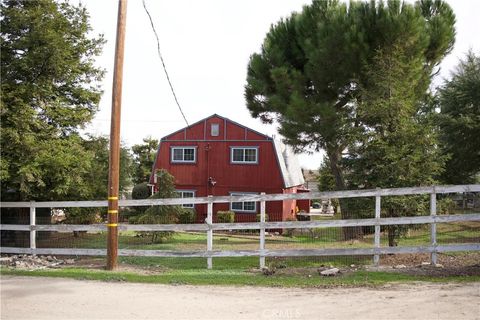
[107, 0, 127, 271]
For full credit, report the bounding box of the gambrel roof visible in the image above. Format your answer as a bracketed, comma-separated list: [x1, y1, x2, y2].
[150, 114, 304, 188]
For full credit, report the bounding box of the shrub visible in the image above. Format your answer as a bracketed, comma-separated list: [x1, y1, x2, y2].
[217, 210, 235, 223]
[64, 207, 102, 237]
[255, 213, 269, 222]
[178, 208, 196, 224]
[133, 205, 179, 243]
[131, 169, 182, 243]
[437, 197, 455, 214]
[132, 182, 150, 199]
[64, 207, 102, 225]
[130, 182, 151, 220]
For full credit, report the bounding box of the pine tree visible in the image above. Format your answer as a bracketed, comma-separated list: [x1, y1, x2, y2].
[346, 43, 445, 246]
[245, 0, 455, 239]
[438, 52, 480, 184]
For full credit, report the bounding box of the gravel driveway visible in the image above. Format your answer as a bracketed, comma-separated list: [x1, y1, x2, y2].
[1, 276, 479, 320]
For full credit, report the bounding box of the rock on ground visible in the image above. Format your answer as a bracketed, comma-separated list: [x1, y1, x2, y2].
[0, 255, 74, 270]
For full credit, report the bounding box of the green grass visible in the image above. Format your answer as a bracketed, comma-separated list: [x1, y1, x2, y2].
[6, 221, 478, 287]
[2, 267, 478, 287]
[384, 222, 480, 247]
[119, 256, 260, 270]
[117, 256, 371, 270]
[37, 221, 479, 252]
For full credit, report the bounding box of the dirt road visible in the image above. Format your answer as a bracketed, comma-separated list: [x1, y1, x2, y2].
[1, 276, 479, 320]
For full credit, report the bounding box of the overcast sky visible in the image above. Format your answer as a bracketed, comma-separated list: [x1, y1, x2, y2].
[81, 0, 480, 169]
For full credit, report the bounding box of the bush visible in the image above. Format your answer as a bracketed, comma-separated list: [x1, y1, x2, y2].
[64, 207, 102, 224]
[130, 182, 151, 220]
[64, 207, 102, 237]
[255, 213, 269, 222]
[131, 169, 183, 243]
[132, 182, 150, 199]
[133, 208, 178, 243]
[217, 210, 235, 223]
[178, 208, 196, 224]
[437, 197, 455, 214]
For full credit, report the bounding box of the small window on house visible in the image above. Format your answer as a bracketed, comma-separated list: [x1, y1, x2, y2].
[176, 190, 195, 208]
[230, 192, 257, 212]
[171, 147, 196, 163]
[231, 147, 258, 164]
[211, 123, 219, 136]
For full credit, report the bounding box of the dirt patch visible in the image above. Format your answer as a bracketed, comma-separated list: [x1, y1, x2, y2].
[388, 264, 480, 277]
[260, 264, 480, 278]
[62, 257, 167, 275]
[375, 252, 480, 277]
[3, 252, 479, 278]
[380, 252, 480, 268]
[1, 255, 168, 276]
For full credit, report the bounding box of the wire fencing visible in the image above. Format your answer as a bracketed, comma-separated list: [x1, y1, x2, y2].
[1, 185, 479, 270]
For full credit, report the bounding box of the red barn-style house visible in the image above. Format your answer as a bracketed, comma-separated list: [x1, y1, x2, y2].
[149, 114, 309, 223]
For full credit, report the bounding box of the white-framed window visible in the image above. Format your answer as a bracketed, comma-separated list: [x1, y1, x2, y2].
[171, 146, 196, 163]
[211, 123, 219, 136]
[230, 147, 258, 164]
[229, 192, 257, 213]
[176, 190, 195, 208]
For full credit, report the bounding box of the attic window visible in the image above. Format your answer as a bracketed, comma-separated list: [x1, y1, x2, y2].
[211, 124, 219, 136]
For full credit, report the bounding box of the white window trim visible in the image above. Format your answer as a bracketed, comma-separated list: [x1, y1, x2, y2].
[171, 146, 197, 163]
[230, 146, 259, 164]
[229, 192, 257, 213]
[176, 189, 196, 208]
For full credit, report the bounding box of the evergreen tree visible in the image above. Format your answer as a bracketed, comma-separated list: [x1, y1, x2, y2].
[245, 0, 454, 191]
[245, 0, 454, 239]
[131, 137, 159, 184]
[346, 44, 446, 246]
[438, 52, 480, 184]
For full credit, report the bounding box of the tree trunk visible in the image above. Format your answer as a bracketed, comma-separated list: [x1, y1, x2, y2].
[387, 226, 398, 247]
[327, 148, 363, 241]
[327, 148, 346, 192]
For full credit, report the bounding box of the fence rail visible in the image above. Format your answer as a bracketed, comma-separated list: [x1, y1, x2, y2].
[3, 213, 480, 232]
[2, 184, 479, 208]
[1, 184, 479, 269]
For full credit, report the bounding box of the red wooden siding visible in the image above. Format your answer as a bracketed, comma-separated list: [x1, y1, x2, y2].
[150, 114, 307, 223]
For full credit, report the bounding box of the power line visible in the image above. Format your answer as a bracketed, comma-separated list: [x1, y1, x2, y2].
[142, 0, 189, 127]
[90, 118, 184, 123]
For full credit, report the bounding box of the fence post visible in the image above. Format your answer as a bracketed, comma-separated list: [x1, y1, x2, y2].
[374, 189, 381, 266]
[259, 192, 266, 269]
[29, 201, 36, 250]
[430, 187, 437, 265]
[207, 196, 213, 269]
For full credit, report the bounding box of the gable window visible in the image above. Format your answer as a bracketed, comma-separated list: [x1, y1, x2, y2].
[230, 147, 258, 164]
[211, 123, 219, 136]
[230, 192, 257, 212]
[176, 190, 195, 208]
[171, 146, 196, 163]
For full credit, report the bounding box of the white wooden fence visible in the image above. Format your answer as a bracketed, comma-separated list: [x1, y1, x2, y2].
[1, 185, 479, 269]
